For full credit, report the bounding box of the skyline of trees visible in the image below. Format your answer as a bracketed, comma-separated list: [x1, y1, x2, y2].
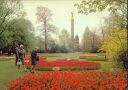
[0, 0, 127, 59]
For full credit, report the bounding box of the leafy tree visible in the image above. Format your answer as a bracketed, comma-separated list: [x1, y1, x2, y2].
[74, 0, 127, 15]
[48, 40, 60, 53]
[74, 35, 80, 52]
[36, 6, 52, 52]
[35, 36, 45, 52]
[81, 27, 92, 52]
[58, 29, 71, 51]
[0, 0, 22, 36]
[0, 0, 24, 52]
[0, 17, 36, 52]
[99, 28, 127, 68]
[91, 30, 101, 53]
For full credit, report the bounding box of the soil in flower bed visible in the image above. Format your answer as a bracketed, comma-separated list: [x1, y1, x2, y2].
[25, 58, 101, 70]
[7, 70, 128, 90]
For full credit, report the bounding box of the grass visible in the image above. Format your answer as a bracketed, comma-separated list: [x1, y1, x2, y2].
[0, 59, 28, 89]
[86, 56, 108, 61]
[0, 53, 113, 89]
[27, 65, 101, 71]
[41, 53, 81, 61]
[0, 58, 15, 61]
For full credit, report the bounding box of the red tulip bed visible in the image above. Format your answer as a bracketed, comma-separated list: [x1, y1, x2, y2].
[7, 70, 128, 90]
[24, 58, 101, 70]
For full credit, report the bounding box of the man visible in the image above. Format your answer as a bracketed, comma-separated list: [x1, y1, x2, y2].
[30, 47, 39, 73]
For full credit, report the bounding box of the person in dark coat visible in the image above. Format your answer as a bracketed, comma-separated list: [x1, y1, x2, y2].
[30, 47, 39, 73]
[8, 46, 11, 56]
[15, 45, 19, 65]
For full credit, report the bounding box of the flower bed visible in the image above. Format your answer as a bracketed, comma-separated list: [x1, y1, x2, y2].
[25, 58, 101, 70]
[7, 70, 128, 90]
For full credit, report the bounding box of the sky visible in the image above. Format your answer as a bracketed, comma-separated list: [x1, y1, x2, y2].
[22, 0, 109, 40]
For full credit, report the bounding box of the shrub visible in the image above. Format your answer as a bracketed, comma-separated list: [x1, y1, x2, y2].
[99, 28, 127, 69]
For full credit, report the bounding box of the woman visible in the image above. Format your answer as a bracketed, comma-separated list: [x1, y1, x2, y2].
[15, 45, 19, 65]
[30, 47, 39, 73]
[17, 44, 26, 72]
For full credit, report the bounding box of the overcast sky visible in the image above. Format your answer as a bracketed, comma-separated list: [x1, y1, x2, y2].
[22, 0, 109, 40]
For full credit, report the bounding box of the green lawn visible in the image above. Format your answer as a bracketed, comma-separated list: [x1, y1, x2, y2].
[0, 58, 28, 89]
[0, 53, 113, 89]
[41, 53, 81, 61]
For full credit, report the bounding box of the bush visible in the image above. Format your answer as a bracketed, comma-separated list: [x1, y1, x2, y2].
[118, 50, 128, 71]
[48, 44, 69, 53]
[99, 28, 127, 69]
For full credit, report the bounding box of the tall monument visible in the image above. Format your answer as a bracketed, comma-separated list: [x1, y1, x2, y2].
[71, 12, 74, 52]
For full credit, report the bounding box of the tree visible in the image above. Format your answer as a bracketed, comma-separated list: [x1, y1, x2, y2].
[91, 30, 101, 53]
[58, 29, 71, 51]
[36, 6, 52, 52]
[74, 35, 80, 52]
[75, 0, 128, 70]
[0, 17, 36, 53]
[35, 36, 45, 52]
[0, 0, 22, 36]
[74, 0, 126, 15]
[0, 0, 24, 53]
[81, 27, 92, 52]
[13, 18, 35, 49]
[99, 28, 127, 66]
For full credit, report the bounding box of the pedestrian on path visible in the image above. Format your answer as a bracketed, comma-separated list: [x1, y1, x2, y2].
[17, 44, 26, 72]
[15, 45, 19, 65]
[30, 47, 39, 73]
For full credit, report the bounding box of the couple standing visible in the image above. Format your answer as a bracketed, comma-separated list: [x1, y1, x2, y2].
[15, 45, 38, 73]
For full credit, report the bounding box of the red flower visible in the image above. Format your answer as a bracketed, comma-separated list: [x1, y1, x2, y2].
[106, 84, 112, 89]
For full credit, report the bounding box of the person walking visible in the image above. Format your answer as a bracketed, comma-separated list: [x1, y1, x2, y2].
[17, 44, 26, 72]
[15, 45, 19, 65]
[30, 47, 39, 73]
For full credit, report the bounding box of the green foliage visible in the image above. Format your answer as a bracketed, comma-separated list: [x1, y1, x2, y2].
[74, 0, 127, 15]
[0, 0, 35, 51]
[48, 41, 61, 53]
[59, 29, 71, 50]
[0, 18, 35, 50]
[49, 44, 69, 53]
